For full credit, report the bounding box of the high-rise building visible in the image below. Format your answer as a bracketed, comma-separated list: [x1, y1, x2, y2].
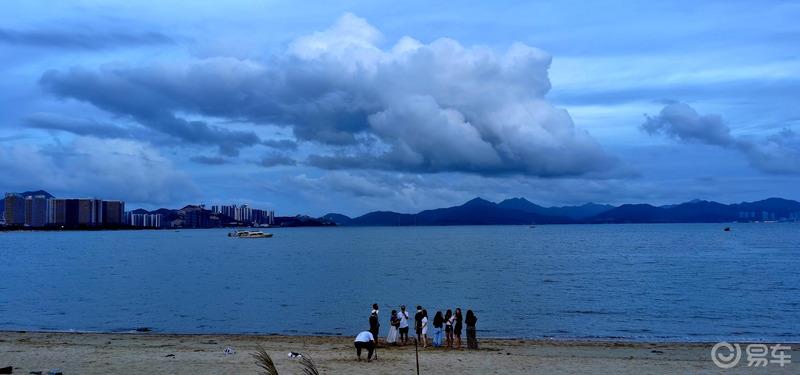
[48, 198, 67, 226]
[103, 201, 125, 226]
[77, 199, 94, 225]
[64, 199, 79, 226]
[4, 193, 25, 225]
[126, 212, 164, 228]
[24, 195, 48, 227]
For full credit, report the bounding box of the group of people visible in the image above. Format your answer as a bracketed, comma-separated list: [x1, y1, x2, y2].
[355, 303, 479, 361]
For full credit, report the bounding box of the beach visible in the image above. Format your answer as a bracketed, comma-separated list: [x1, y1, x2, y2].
[2, 332, 795, 374]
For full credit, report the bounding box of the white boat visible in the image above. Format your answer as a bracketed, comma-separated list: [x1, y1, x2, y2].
[228, 230, 273, 238]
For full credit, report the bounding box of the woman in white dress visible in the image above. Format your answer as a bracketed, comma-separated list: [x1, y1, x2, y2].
[386, 310, 400, 345]
[421, 309, 429, 348]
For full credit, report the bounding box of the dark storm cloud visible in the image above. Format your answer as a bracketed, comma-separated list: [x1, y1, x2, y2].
[643, 102, 800, 174]
[25, 112, 132, 139]
[0, 28, 173, 50]
[37, 14, 615, 178]
[39, 68, 262, 156]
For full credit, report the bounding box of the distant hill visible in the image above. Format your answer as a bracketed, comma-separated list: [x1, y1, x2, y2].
[350, 211, 416, 226]
[1, 190, 55, 210]
[332, 197, 572, 226]
[322, 213, 353, 226]
[588, 198, 800, 223]
[413, 197, 568, 225]
[328, 197, 800, 226]
[498, 198, 613, 219]
[20, 190, 55, 199]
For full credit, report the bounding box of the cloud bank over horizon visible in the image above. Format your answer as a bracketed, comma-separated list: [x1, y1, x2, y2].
[38, 13, 614, 177]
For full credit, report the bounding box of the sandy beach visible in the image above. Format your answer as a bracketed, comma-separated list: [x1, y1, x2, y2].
[1, 331, 796, 374]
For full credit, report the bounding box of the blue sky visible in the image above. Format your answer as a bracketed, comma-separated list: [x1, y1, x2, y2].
[1, 0, 798, 216]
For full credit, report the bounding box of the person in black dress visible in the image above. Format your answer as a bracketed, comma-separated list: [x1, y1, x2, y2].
[454, 308, 463, 349]
[465, 309, 478, 349]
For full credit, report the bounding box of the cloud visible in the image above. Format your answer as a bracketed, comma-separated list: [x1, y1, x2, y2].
[288, 171, 395, 198]
[39, 68, 263, 156]
[0, 137, 197, 204]
[38, 13, 614, 177]
[0, 27, 173, 50]
[740, 128, 800, 174]
[641, 102, 733, 146]
[262, 139, 299, 150]
[25, 112, 132, 139]
[643, 102, 800, 174]
[190, 155, 229, 165]
[259, 153, 297, 168]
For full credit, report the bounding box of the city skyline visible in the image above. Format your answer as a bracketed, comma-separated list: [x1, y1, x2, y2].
[1, 1, 798, 216]
[2, 190, 277, 228]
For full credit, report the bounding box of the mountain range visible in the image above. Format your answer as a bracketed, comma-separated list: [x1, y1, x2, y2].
[323, 197, 800, 225]
[5, 189, 800, 226]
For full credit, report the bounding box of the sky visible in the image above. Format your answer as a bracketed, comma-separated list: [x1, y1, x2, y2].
[1, 0, 798, 216]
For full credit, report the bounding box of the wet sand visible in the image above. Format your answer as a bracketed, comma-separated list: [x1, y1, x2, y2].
[0, 331, 797, 374]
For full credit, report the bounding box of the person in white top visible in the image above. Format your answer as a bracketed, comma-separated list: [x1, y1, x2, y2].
[420, 309, 429, 348]
[354, 331, 375, 361]
[398, 305, 410, 345]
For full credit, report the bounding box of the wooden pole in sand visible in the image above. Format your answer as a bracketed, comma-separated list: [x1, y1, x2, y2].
[415, 338, 420, 375]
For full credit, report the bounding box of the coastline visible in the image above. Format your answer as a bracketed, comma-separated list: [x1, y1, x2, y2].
[2, 331, 797, 374]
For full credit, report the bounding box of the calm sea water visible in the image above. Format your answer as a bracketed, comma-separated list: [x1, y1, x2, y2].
[1, 224, 798, 342]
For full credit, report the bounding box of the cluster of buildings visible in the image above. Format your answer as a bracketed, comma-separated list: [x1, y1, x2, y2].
[3, 193, 125, 228]
[737, 211, 799, 222]
[122, 204, 276, 229]
[2, 191, 278, 230]
[125, 212, 166, 228]
[211, 204, 275, 226]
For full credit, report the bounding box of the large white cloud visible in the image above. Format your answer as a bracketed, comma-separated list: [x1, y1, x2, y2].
[39, 13, 614, 177]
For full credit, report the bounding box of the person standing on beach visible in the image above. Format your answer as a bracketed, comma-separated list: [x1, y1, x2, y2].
[432, 311, 444, 347]
[398, 305, 410, 345]
[420, 309, 429, 348]
[369, 305, 380, 360]
[386, 310, 400, 345]
[465, 310, 478, 349]
[445, 309, 454, 348]
[414, 305, 424, 344]
[370, 304, 380, 339]
[369, 310, 380, 345]
[454, 308, 463, 349]
[354, 330, 376, 362]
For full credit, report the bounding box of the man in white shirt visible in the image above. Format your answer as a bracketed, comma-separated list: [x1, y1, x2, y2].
[398, 305, 410, 345]
[354, 331, 375, 361]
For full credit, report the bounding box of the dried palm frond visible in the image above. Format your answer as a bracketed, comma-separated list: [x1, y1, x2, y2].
[298, 353, 320, 375]
[251, 344, 279, 375]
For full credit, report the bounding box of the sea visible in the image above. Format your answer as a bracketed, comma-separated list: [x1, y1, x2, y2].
[1, 223, 798, 342]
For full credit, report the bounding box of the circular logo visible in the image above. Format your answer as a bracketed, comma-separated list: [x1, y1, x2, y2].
[711, 341, 741, 369]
